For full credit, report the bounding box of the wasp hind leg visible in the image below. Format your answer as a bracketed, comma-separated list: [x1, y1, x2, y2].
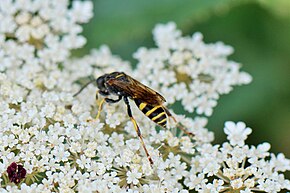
[163, 107, 195, 137]
[123, 97, 154, 166]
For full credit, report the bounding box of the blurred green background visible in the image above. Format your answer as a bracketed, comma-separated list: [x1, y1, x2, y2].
[75, 0, 290, 157]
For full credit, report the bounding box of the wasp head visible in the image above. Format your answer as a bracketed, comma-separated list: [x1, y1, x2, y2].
[74, 72, 127, 97]
[96, 74, 107, 90]
[96, 72, 127, 96]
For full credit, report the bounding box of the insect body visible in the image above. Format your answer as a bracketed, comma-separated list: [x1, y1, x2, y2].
[134, 99, 168, 128]
[74, 71, 193, 166]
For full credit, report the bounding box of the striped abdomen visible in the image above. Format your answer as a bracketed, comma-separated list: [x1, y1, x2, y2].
[134, 99, 167, 128]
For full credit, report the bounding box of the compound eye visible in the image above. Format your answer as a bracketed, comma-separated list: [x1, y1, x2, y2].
[96, 76, 106, 89]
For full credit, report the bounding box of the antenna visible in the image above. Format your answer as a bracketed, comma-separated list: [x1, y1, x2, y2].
[73, 79, 96, 97]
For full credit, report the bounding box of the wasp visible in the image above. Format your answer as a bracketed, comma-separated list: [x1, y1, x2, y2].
[74, 72, 193, 166]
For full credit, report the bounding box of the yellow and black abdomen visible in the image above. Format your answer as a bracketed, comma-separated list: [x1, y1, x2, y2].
[134, 99, 167, 128]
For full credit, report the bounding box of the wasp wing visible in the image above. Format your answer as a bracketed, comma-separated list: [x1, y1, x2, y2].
[109, 76, 166, 105]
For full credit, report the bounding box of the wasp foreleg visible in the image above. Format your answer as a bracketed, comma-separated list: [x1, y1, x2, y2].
[95, 96, 122, 119]
[105, 96, 122, 103]
[99, 90, 110, 96]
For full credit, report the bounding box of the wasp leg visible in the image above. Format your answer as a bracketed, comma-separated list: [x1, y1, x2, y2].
[105, 97, 122, 103]
[95, 90, 117, 119]
[163, 107, 194, 137]
[96, 90, 109, 102]
[95, 98, 105, 120]
[123, 97, 154, 166]
[99, 90, 109, 96]
[95, 96, 122, 119]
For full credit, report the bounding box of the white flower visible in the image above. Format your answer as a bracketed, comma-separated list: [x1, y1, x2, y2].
[115, 147, 135, 167]
[184, 121, 290, 192]
[69, 1, 93, 23]
[126, 168, 142, 185]
[0, 0, 93, 67]
[153, 22, 181, 49]
[51, 144, 70, 162]
[1, 1, 289, 191]
[231, 178, 243, 189]
[76, 155, 92, 170]
[224, 121, 252, 146]
[134, 22, 252, 117]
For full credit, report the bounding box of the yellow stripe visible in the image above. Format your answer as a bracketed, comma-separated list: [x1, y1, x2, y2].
[157, 118, 167, 124]
[130, 118, 139, 132]
[139, 103, 147, 110]
[115, 74, 124, 78]
[145, 105, 161, 116]
[152, 112, 166, 121]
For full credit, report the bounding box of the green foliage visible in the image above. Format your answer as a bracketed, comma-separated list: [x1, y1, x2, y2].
[78, 0, 250, 59]
[76, 0, 290, 158]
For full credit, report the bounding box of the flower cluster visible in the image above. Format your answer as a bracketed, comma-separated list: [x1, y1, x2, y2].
[134, 22, 252, 116]
[1, 1, 289, 192]
[185, 122, 290, 192]
[0, 0, 92, 60]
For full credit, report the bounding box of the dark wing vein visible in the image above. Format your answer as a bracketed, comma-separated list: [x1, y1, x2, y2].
[110, 77, 165, 105]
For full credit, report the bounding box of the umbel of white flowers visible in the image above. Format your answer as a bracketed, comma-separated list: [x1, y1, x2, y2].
[0, 0, 289, 192]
